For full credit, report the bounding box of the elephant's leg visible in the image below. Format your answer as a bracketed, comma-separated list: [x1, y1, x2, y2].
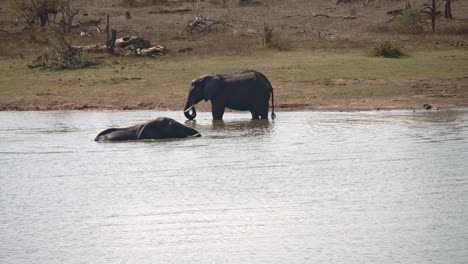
[252, 104, 268, 119]
[259, 97, 270, 119]
[251, 110, 260, 119]
[212, 108, 225, 120]
[211, 100, 225, 120]
[259, 107, 269, 119]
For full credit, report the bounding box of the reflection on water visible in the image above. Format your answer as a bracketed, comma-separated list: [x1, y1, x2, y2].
[1, 110, 468, 264]
[194, 119, 273, 138]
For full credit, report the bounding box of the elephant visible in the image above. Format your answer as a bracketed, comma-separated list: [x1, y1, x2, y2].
[94, 117, 201, 142]
[183, 70, 276, 120]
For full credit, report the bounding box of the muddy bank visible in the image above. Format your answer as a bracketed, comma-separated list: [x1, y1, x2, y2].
[1, 75, 467, 111]
[1, 94, 466, 112]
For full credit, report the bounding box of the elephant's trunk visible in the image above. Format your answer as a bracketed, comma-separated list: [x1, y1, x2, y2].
[184, 101, 197, 120]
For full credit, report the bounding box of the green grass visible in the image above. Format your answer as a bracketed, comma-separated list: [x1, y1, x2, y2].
[0, 48, 467, 109]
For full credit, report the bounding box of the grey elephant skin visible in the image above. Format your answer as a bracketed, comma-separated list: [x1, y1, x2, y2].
[183, 70, 276, 120]
[94, 117, 201, 142]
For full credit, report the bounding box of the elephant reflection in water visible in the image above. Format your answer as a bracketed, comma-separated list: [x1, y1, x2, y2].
[95, 117, 200, 142]
[200, 119, 273, 138]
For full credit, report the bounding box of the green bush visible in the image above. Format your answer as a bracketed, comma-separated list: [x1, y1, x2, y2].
[258, 22, 279, 49]
[371, 41, 405, 58]
[394, 8, 424, 34]
[121, 0, 137, 7]
[30, 49, 95, 70]
[76, 50, 92, 68]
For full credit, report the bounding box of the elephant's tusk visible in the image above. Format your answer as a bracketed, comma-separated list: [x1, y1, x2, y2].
[184, 105, 194, 113]
[191, 132, 201, 137]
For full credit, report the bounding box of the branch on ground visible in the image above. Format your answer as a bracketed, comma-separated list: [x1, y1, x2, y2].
[183, 15, 237, 34]
[308, 13, 357, 20]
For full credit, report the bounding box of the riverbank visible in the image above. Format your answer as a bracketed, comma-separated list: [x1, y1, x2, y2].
[1, 48, 467, 111]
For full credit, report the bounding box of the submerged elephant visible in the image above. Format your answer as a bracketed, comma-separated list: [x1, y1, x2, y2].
[183, 70, 276, 120]
[94, 117, 201, 142]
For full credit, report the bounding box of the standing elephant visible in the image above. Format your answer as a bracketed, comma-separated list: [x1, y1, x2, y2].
[183, 70, 276, 120]
[95, 117, 201, 142]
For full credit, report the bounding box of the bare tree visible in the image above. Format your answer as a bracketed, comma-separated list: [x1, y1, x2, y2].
[60, 0, 78, 33]
[444, 0, 452, 19]
[422, 0, 443, 32]
[9, 0, 61, 27]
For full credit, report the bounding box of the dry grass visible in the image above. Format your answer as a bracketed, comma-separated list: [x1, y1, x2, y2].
[0, 0, 467, 111]
[0, 0, 467, 58]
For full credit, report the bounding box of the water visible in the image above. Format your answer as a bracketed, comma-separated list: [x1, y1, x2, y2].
[1, 110, 467, 264]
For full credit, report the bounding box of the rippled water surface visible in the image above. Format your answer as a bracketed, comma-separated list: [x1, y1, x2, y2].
[1, 110, 468, 264]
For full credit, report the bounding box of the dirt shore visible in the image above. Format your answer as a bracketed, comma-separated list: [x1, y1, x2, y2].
[1, 75, 467, 112]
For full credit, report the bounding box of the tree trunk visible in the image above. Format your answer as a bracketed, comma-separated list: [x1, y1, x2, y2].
[106, 14, 110, 45]
[108, 29, 117, 54]
[60, 12, 66, 33]
[444, 0, 452, 19]
[38, 12, 48, 27]
[67, 15, 72, 33]
[431, 0, 436, 32]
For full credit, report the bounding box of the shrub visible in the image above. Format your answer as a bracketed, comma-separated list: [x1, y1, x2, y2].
[121, 0, 137, 7]
[258, 22, 279, 49]
[29, 30, 96, 70]
[30, 49, 95, 70]
[371, 41, 405, 58]
[394, 8, 424, 34]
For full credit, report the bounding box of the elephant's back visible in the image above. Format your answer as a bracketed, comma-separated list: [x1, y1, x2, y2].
[95, 125, 140, 141]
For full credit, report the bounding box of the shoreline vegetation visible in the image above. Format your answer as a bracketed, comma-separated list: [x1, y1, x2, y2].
[0, 0, 467, 111]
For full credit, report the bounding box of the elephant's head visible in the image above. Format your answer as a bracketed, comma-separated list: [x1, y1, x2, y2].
[184, 74, 221, 120]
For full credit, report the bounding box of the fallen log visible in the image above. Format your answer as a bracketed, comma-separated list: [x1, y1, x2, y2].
[74, 35, 166, 57]
[149, 8, 192, 14]
[183, 15, 236, 34]
[115, 36, 152, 49]
[308, 13, 357, 20]
[136, 46, 167, 57]
[387, 9, 404, 15]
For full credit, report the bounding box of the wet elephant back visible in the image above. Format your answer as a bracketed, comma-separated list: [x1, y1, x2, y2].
[137, 119, 164, 139]
[95, 125, 140, 141]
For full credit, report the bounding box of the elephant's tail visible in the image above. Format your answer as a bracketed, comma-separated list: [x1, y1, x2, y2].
[256, 71, 276, 119]
[270, 86, 276, 119]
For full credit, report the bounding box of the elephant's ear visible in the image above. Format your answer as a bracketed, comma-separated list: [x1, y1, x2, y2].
[203, 75, 221, 101]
